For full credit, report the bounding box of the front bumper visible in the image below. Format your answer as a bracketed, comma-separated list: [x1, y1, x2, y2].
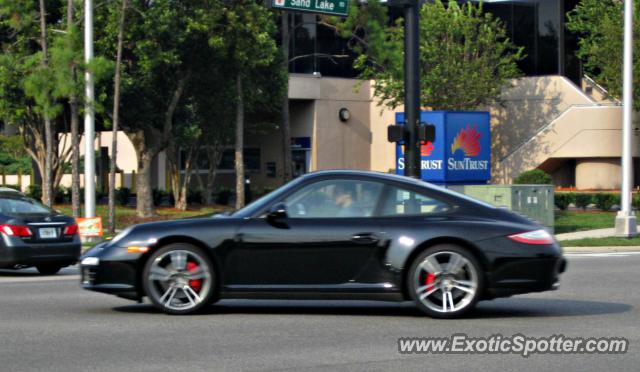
[80, 246, 143, 301]
[0, 235, 81, 267]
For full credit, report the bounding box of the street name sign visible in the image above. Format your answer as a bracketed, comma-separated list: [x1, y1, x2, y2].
[272, 0, 350, 17]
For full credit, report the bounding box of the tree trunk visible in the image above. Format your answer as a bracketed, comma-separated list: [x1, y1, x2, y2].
[136, 152, 155, 218]
[204, 144, 224, 205]
[281, 12, 293, 183]
[67, 0, 81, 218]
[108, 0, 128, 234]
[127, 130, 157, 218]
[38, 0, 53, 206]
[235, 73, 245, 210]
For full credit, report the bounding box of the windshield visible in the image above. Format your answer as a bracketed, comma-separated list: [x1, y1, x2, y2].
[232, 177, 306, 218]
[0, 196, 54, 215]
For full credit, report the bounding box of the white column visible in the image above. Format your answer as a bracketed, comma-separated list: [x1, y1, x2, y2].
[84, 0, 96, 218]
[615, 0, 637, 237]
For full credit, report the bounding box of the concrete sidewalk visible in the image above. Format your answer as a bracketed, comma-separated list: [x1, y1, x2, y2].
[555, 227, 626, 241]
[562, 246, 640, 253]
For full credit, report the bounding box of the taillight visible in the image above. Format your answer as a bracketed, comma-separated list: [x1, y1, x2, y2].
[508, 229, 554, 245]
[63, 223, 79, 235]
[0, 224, 33, 237]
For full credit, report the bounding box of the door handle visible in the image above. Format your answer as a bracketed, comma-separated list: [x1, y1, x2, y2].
[351, 233, 379, 244]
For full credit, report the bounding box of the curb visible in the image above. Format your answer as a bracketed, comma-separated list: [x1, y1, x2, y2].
[562, 246, 640, 253]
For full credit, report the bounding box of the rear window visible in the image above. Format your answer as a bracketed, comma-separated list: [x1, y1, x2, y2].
[0, 197, 53, 215]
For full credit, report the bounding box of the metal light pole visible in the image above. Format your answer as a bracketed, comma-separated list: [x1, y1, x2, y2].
[403, 0, 421, 179]
[615, 0, 637, 237]
[84, 0, 96, 218]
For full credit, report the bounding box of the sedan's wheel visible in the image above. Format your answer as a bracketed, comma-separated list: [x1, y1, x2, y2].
[143, 244, 216, 315]
[408, 245, 483, 318]
[36, 264, 62, 275]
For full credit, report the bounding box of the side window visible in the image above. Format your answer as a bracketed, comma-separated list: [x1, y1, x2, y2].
[380, 186, 451, 216]
[283, 179, 383, 218]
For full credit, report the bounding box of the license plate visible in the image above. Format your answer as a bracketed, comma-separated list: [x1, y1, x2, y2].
[39, 227, 57, 239]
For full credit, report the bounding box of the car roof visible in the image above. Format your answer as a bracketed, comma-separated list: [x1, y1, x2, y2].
[0, 187, 24, 195]
[299, 169, 437, 188]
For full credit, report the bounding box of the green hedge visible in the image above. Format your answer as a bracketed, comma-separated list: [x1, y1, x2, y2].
[555, 192, 621, 211]
[513, 169, 552, 184]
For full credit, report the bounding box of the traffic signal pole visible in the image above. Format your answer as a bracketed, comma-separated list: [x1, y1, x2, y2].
[402, 0, 421, 179]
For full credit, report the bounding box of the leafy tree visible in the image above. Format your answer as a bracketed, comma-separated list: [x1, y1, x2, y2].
[328, 0, 523, 110]
[108, 0, 128, 233]
[0, 134, 32, 174]
[567, 0, 640, 109]
[211, 0, 282, 209]
[95, 0, 219, 217]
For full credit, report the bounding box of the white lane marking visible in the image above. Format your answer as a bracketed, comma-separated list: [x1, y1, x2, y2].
[0, 275, 80, 284]
[565, 252, 640, 258]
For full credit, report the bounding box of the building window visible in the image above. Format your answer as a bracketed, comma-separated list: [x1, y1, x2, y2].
[179, 148, 261, 172]
[218, 148, 261, 172]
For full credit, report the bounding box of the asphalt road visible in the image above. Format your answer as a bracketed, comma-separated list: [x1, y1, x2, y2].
[1, 253, 639, 372]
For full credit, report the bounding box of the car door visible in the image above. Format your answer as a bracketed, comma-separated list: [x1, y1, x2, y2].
[225, 178, 385, 287]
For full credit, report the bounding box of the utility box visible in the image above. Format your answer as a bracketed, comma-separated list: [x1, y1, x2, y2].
[448, 184, 554, 231]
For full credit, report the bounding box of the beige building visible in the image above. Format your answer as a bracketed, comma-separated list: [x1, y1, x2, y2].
[71, 73, 634, 194]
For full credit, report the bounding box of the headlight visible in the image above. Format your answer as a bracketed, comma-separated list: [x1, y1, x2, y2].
[81, 257, 100, 266]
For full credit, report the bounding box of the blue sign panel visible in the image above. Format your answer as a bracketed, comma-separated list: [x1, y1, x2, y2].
[396, 111, 491, 185]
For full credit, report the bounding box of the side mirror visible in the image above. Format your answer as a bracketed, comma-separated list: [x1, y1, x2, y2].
[267, 203, 288, 221]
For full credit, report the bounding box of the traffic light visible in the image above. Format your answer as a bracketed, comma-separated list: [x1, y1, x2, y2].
[387, 122, 435, 143]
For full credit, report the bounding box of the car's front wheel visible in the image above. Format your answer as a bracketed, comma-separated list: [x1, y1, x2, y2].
[143, 244, 216, 315]
[408, 245, 483, 318]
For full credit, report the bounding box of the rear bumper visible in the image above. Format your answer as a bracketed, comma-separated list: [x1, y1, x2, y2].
[484, 255, 567, 298]
[0, 235, 81, 267]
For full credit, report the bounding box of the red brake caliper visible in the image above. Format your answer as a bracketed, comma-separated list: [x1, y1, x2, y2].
[425, 273, 436, 287]
[186, 262, 202, 292]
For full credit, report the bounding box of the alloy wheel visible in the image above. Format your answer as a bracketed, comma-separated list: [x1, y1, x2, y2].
[146, 249, 212, 312]
[413, 251, 478, 314]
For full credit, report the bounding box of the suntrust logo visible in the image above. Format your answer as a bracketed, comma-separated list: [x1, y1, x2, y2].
[448, 124, 489, 171]
[451, 125, 481, 157]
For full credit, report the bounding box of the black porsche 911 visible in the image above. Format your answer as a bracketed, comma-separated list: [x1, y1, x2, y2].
[80, 170, 566, 318]
[0, 188, 81, 275]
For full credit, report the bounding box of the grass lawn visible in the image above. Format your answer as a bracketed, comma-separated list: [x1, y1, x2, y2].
[554, 211, 616, 234]
[560, 237, 640, 247]
[54, 204, 229, 230]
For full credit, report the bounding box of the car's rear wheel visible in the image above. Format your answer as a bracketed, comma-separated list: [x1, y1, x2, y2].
[408, 245, 483, 319]
[143, 244, 216, 315]
[36, 264, 62, 275]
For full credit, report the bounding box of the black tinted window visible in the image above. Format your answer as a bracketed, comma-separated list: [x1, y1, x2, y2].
[380, 187, 450, 216]
[0, 197, 52, 215]
[284, 179, 383, 218]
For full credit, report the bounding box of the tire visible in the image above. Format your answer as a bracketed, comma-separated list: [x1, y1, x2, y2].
[143, 243, 216, 315]
[36, 264, 62, 275]
[407, 244, 484, 319]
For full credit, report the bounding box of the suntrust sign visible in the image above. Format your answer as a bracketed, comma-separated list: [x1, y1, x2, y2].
[396, 111, 491, 184]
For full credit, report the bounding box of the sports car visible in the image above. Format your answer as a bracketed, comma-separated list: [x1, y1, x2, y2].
[80, 170, 566, 318]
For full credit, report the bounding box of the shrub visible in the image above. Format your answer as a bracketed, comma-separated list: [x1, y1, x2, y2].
[215, 187, 232, 205]
[513, 169, 552, 184]
[633, 193, 640, 211]
[54, 186, 68, 204]
[26, 184, 42, 200]
[187, 189, 203, 204]
[594, 193, 619, 211]
[115, 187, 131, 206]
[574, 193, 593, 210]
[0, 184, 21, 191]
[554, 193, 574, 210]
[152, 188, 169, 207]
